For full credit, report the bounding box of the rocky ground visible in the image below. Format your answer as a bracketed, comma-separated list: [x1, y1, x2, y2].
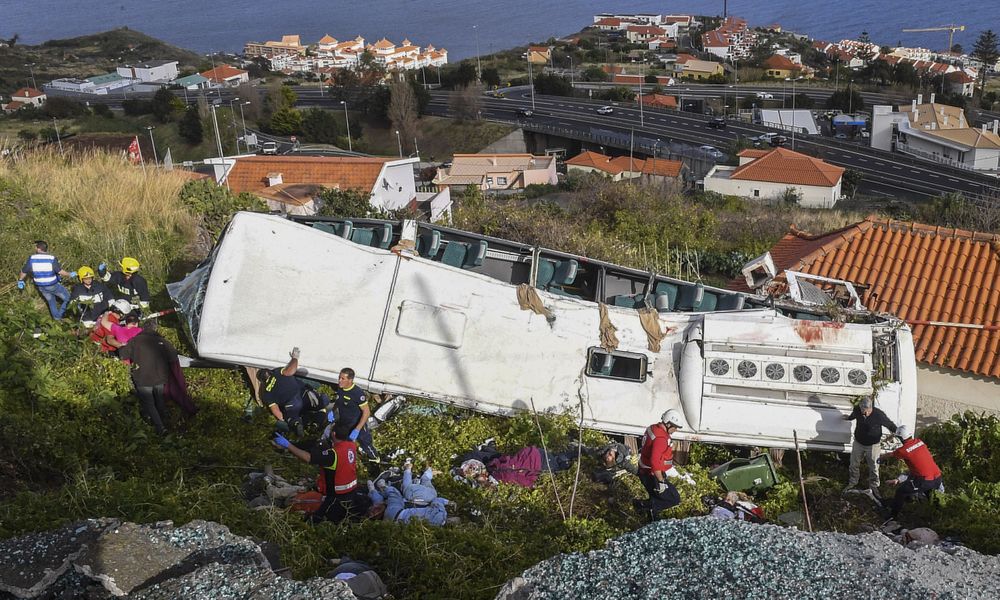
[0, 519, 357, 599]
[496, 516, 1000, 600]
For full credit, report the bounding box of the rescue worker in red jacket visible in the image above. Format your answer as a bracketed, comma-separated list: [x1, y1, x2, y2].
[879, 425, 943, 520]
[274, 423, 365, 523]
[637, 409, 686, 520]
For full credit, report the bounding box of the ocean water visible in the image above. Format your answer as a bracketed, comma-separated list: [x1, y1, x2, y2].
[2, 0, 997, 61]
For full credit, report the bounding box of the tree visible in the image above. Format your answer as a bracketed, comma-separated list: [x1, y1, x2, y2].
[16, 129, 36, 143]
[387, 78, 419, 154]
[410, 78, 431, 115]
[855, 31, 877, 65]
[90, 103, 113, 118]
[601, 86, 634, 102]
[533, 73, 573, 96]
[972, 30, 999, 99]
[450, 83, 483, 121]
[42, 97, 88, 118]
[841, 169, 863, 199]
[791, 93, 814, 109]
[481, 68, 501, 88]
[826, 87, 865, 112]
[301, 108, 339, 144]
[178, 106, 203, 144]
[269, 107, 302, 135]
[151, 87, 179, 123]
[317, 188, 383, 218]
[582, 65, 609, 82]
[951, 43, 964, 55]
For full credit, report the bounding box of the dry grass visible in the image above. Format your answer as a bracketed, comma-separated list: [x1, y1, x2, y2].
[0, 148, 197, 283]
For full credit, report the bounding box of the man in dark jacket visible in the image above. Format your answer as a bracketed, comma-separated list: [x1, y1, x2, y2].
[589, 442, 637, 485]
[843, 397, 897, 497]
[118, 329, 180, 435]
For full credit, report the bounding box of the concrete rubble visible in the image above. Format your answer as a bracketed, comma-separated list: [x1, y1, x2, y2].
[0, 519, 356, 599]
[496, 516, 1000, 600]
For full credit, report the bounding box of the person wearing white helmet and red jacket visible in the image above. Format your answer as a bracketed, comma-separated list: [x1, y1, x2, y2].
[637, 409, 692, 520]
[100, 257, 150, 311]
[879, 425, 943, 520]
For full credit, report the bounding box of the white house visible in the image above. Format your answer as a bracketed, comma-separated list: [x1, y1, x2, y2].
[116, 60, 179, 83]
[433, 154, 557, 192]
[2, 87, 46, 112]
[704, 147, 844, 208]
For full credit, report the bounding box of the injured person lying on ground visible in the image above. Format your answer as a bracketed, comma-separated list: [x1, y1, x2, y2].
[367, 460, 453, 526]
[451, 440, 583, 489]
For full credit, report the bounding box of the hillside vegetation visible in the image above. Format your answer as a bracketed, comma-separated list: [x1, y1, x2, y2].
[1, 151, 999, 599]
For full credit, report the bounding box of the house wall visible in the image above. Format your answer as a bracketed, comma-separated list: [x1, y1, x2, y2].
[705, 46, 729, 60]
[567, 164, 623, 181]
[522, 163, 558, 186]
[870, 105, 910, 151]
[967, 147, 1000, 170]
[704, 170, 840, 208]
[370, 159, 418, 211]
[265, 199, 316, 216]
[915, 364, 1000, 428]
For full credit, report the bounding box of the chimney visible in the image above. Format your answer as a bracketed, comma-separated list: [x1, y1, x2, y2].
[266, 172, 283, 187]
[911, 99, 917, 112]
[994, 120, 999, 134]
[917, 93, 923, 105]
[943, 113, 948, 126]
[930, 92, 935, 103]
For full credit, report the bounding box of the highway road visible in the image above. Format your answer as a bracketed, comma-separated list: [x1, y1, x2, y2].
[417, 88, 999, 202]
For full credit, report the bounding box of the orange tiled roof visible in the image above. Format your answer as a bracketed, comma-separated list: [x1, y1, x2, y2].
[609, 156, 644, 173]
[641, 157, 683, 177]
[638, 93, 678, 109]
[4, 100, 28, 111]
[729, 147, 844, 187]
[763, 55, 800, 71]
[565, 151, 624, 174]
[318, 34, 337, 44]
[737, 149, 771, 159]
[12, 87, 44, 98]
[225, 156, 393, 194]
[200, 65, 248, 83]
[732, 218, 1000, 378]
[372, 38, 395, 49]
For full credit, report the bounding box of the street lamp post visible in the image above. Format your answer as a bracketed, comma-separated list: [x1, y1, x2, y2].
[145, 125, 158, 165]
[791, 78, 797, 150]
[238, 101, 250, 152]
[568, 55, 574, 88]
[52, 117, 63, 154]
[528, 56, 536, 111]
[210, 102, 224, 158]
[395, 130, 402, 157]
[228, 97, 241, 154]
[473, 25, 482, 82]
[341, 101, 352, 152]
[638, 63, 645, 127]
[24, 63, 37, 89]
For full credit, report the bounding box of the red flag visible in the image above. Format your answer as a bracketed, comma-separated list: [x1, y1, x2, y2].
[126, 136, 142, 164]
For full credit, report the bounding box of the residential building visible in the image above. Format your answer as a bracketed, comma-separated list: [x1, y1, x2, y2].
[47, 78, 95, 94]
[527, 46, 552, 65]
[47, 72, 131, 95]
[116, 60, 178, 83]
[703, 147, 844, 208]
[2, 87, 46, 112]
[626, 25, 666, 44]
[730, 218, 1000, 423]
[702, 16, 758, 61]
[211, 155, 419, 214]
[945, 71, 976, 97]
[200, 65, 250, 87]
[173, 73, 211, 90]
[593, 17, 625, 31]
[871, 95, 1000, 173]
[638, 93, 678, 109]
[432, 154, 557, 192]
[763, 54, 803, 79]
[565, 150, 685, 184]
[675, 54, 724, 80]
[244, 35, 307, 58]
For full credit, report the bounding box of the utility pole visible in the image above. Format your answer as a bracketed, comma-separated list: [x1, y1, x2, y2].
[24, 63, 37, 89]
[146, 125, 158, 165]
[528, 56, 536, 111]
[639, 63, 645, 127]
[341, 100, 352, 152]
[52, 118, 63, 154]
[228, 97, 241, 154]
[473, 25, 482, 82]
[210, 103, 223, 158]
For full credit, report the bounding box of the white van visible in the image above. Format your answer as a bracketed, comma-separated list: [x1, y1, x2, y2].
[261, 141, 278, 155]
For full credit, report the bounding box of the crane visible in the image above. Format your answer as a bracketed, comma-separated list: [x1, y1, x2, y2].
[902, 25, 966, 52]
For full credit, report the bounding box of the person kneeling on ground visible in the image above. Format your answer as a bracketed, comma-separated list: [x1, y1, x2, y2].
[274, 423, 368, 524]
[879, 425, 944, 521]
[637, 410, 693, 521]
[259, 347, 329, 436]
[368, 461, 451, 526]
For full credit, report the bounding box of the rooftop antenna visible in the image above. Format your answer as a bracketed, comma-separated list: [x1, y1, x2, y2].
[723, 0, 728, 18]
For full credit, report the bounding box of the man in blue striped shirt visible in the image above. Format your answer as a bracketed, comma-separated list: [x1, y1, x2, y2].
[17, 240, 75, 319]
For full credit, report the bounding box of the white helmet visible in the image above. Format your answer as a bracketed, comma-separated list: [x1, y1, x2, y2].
[661, 409, 684, 429]
[110, 299, 133, 315]
[896, 425, 911, 440]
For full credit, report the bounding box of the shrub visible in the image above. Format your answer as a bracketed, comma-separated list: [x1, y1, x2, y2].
[178, 179, 265, 242]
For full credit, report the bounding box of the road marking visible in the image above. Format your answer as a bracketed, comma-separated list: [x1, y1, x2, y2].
[857, 158, 867, 162]
[892, 165, 902, 170]
[928, 174, 939, 178]
[947, 178, 960, 182]
[910, 170, 921, 174]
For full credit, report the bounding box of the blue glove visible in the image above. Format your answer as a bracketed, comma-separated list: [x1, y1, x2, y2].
[327, 410, 335, 423]
[349, 429, 360, 441]
[98, 262, 107, 275]
[17, 280, 25, 290]
[69, 271, 77, 279]
[273, 433, 290, 448]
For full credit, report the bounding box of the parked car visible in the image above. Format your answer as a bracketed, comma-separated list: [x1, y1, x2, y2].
[707, 117, 727, 129]
[699, 145, 726, 160]
[596, 106, 614, 115]
[756, 92, 774, 99]
[517, 108, 534, 117]
[834, 132, 848, 139]
[260, 141, 278, 155]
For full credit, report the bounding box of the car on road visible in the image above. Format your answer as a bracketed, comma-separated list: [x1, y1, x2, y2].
[707, 117, 727, 129]
[699, 145, 726, 160]
[769, 135, 789, 147]
[596, 106, 614, 115]
[261, 141, 278, 155]
[517, 108, 534, 117]
[834, 132, 849, 139]
[756, 92, 774, 99]
[750, 133, 778, 147]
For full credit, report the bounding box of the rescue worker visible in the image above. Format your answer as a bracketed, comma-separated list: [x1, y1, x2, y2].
[331, 368, 379, 462]
[637, 409, 686, 521]
[880, 425, 944, 521]
[843, 397, 897, 498]
[258, 347, 327, 436]
[17, 240, 76, 319]
[117, 327, 181, 435]
[274, 423, 365, 523]
[68, 266, 112, 327]
[100, 257, 150, 311]
[589, 441, 637, 485]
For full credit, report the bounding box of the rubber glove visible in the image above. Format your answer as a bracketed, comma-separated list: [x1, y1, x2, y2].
[273, 433, 290, 448]
[290, 346, 300, 359]
[97, 262, 107, 275]
[349, 429, 360, 441]
[17, 280, 25, 290]
[275, 420, 290, 434]
[327, 410, 335, 423]
[655, 481, 668, 494]
[69, 271, 77, 279]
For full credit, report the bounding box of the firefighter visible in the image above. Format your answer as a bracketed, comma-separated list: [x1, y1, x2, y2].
[100, 257, 150, 311]
[17, 240, 75, 319]
[68, 266, 112, 327]
[274, 423, 366, 523]
[880, 425, 944, 521]
[258, 347, 328, 436]
[331, 367, 379, 462]
[636, 409, 687, 521]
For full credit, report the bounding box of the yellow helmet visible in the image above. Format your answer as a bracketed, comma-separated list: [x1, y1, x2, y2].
[120, 257, 141, 274]
[78, 266, 95, 280]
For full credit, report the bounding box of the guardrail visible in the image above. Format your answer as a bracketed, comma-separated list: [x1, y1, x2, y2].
[895, 142, 975, 172]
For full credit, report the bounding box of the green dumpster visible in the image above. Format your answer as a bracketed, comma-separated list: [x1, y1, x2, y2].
[709, 453, 779, 493]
